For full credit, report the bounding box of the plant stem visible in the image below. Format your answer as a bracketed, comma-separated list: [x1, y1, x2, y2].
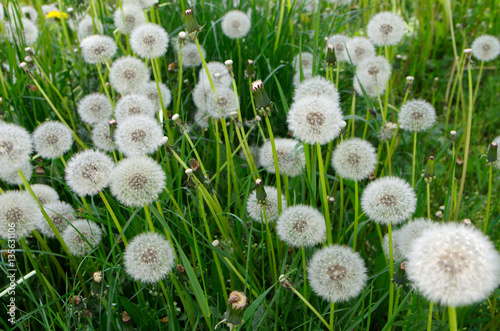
[316, 143, 332, 244]
[388, 223, 395, 322]
[484, 164, 493, 233]
[412, 132, 418, 188]
[353, 181, 359, 251]
[448, 306, 458, 331]
[427, 301, 434, 331]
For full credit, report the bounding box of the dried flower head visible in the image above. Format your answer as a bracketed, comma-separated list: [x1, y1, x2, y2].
[276, 205, 326, 247]
[367, 12, 405, 46]
[30, 184, 59, 205]
[308, 245, 367, 303]
[383, 218, 435, 262]
[33, 121, 73, 159]
[0, 191, 41, 240]
[293, 76, 340, 103]
[361, 176, 416, 225]
[124, 232, 175, 283]
[221, 10, 251, 39]
[77, 93, 113, 125]
[109, 56, 150, 95]
[77, 15, 104, 40]
[65, 150, 115, 196]
[0, 123, 33, 169]
[353, 56, 392, 97]
[80, 35, 117, 64]
[5, 18, 38, 45]
[92, 121, 116, 151]
[287, 95, 344, 145]
[130, 23, 169, 59]
[199, 62, 232, 88]
[246, 186, 287, 223]
[114, 94, 156, 122]
[37, 201, 76, 238]
[346, 37, 376, 66]
[258, 138, 305, 177]
[113, 6, 146, 35]
[398, 99, 436, 132]
[141, 81, 172, 110]
[110, 156, 166, 207]
[471, 35, 500, 62]
[406, 223, 500, 307]
[332, 138, 377, 181]
[293, 52, 314, 72]
[62, 220, 103, 257]
[114, 115, 163, 157]
[326, 34, 350, 62]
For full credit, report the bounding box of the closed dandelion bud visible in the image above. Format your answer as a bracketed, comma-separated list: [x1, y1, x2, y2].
[78, 15, 103, 40]
[224, 291, 247, 326]
[366, 11, 406, 46]
[109, 56, 150, 95]
[77, 93, 113, 125]
[65, 150, 115, 196]
[110, 156, 165, 207]
[0, 123, 33, 169]
[346, 37, 376, 66]
[245, 60, 255, 79]
[221, 10, 251, 39]
[80, 35, 117, 64]
[130, 23, 169, 59]
[184, 9, 202, 39]
[124, 232, 175, 283]
[293, 76, 339, 103]
[464, 48, 473, 68]
[33, 121, 73, 159]
[455, 155, 463, 180]
[424, 156, 435, 180]
[251, 80, 272, 114]
[406, 223, 500, 307]
[30, 184, 59, 205]
[487, 142, 497, 163]
[37, 201, 76, 238]
[404, 76, 414, 93]
[113, 6, 146, 35]
[471, 35, 500, 62]
[398, 99, 436, 132]
[0, 191, 41, 240]
[114, 95, 156, 122]
[258, 138, 305, 177]
[224, 60, 234, 77]
[325, 44, 336, 66]
[276, 205, 327, 247]
[361, 176, 416, 225]
[246, 185, 286, 223]
[141, 81, 172, 110]
[326, 35, 350, 62]
[255, 179, 267, 202]
[308, 245, 367, 303]
[62, 219, 102, 257]
[332, 138, 377, 181]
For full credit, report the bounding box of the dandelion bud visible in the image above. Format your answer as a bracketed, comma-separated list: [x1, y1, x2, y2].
[122, 311, 132, 324]
[178, 31, 187, 42]
[25, 47, 32, 54]
[185, 168, 193, 175]
[93, 271, 103, 283]
[172, 114, 180, 121]
[212, 239, 219, 247]
[455, 155, 463, 180]
[245, 60, 255, 79]
[184, 9, 202, 39]
[464, 48, 474, 68]
[450, 130, 457, 146]
[250, 80, 272, 114]
[19, 62, 27, 69]
[225, 60, 234, 77]
[462, 218, 472, 226]
[24, 56, 33, 63]
[423, 155, 435, 180]
[255, 179, 267, 202]
[223, 291, 247, 327]
[325, 44, 336, 66]
[487, 142, 497, 163]
[160, 136, 168, 145]
[435, 210, 443, 219]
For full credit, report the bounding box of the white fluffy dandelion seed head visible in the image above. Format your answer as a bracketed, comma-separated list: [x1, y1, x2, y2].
[292, 69, 314, 88]
[65, 150, 115, 196]
[246, 186, 287, 223]
[398, 99, 436, 132]
[287, 95, 344, 145]
[193, 109, 209, 129]
[114, 94, 156, 122]
[124, 0, 159, 9]
[361, 176, 416, 225]
[221, 10, 251, 39]
[0, 157, 33, 186]
[114, 115, 163, 157]
[382, 218, 435, 262]
[346, 37, 376, 66]
[199, 62, 232, 88]
[141, 81, 172, 110]
[77, 93, 113, 125]
[124, 232, 175, 283]
[332, 138, 377, 181]
[5, 18, 38, 46]
[0, 123, 32, 169]
[0, 191, 41, 241]
[113, 5, 146, 35]
[110, 156, 166, 207]
[471, 35, 500, 62]
[308, 245, 367, 303]
[258, 138, 305, 177]
[276, 205, 326, 248]
[293, 76, 340, 103]
[406, 222, 500, 307]
[92, 121, 116, 152]
[205, 86, 239, 119]
[178, 42, 205, 67]
[130, 23, 169, 59]
[30, 184, 59, 205]
[41, 4, 58, 16]
[293, 52, 314, 72]
[62, 220, 103, 257]
[326, 34, 350, 62]
[78, 15, 104, 40]
[192, 84, 211, 111]
[33, 121, 74, 159]
[37, 201, 76, 238]
[109, 56, 150, 95]
[353, 56, 392, 97]
[80, 35, 117, 64]
[21, 6, 38, 23]
[367, 12, 405, 46]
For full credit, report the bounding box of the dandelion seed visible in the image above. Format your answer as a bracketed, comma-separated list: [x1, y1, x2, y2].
[258, 138, 305, 177]
[141, 81, 172, 110]
[5, 18, 38, 45]
[62, 219, 103, 257]
[130, 23, 169, 59]
[109, 56, 150, 95]
[199, 62, 232, 88]
[92, 121, 116, 152]
[113, 5, 146, 35]
[65, 150, 115, 196]
[0, 191, 41, 241]
[471, 35, 500, 62]
[308, 245, 367, 303]
[398, 99, 436, 132]
[78, 15, 104, 40]
[0, 122, 32, 170]
[114, 115, 163, 157]
[205, 86, 240, 119]
[33, 121, 73, 159]
[246, 186, 286, 223]
[77, 93, 113, 125]
[346, 37, 376, 66]
[353, 56, 392, 97]
[361, 176, 417, 225]
[124, 232, 175, 283]
[37, 201, 76, 238]
[332, 138, 377, 181]
[293, 52, 314, 72]
[383, 218, 435, 262]
[80, 35, 117, 64]
[0, 157, 33, 186]
[110, 156, 166, 207]
[326, 34, 350, 62]
[406, 222, 500, 307]
[293, 76, 340, 103]
[367, 12, 406, 46]
[114, 94, 156, 122]
[30, 184, 59, 205]
[221, 10, 251, 39]
[287, 95, 343, 145]
[276, 205, 326, 247]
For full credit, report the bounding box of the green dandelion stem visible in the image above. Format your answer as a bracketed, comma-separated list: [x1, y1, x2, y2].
[448, 306, 457, 331]
[353, 180, 359, 251]
[412, 132, 418, 188]
[99, 191, 127, 246]
[484, 164, 493, 234]
[427, 301, 434, 331]
[316, 143, 332, 244]
[289, 285, 331, 330]
[265, 115, 282, 214]
[388, 223, 395, 321]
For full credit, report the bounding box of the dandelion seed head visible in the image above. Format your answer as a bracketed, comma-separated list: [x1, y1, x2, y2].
[130, 23, 169, 59]
[258, 138, 305, 177]
[353, 56, 392, 97]
[0, 157, 33, 186]
[221, 10, 251, 39]
[78, 15, 104, 40]
[332, 138, 377, 181]
[246, 186, 287, 223]
[293, 52, 314, 72]
[326, 34, 350, 62]
[0, 191, 41, 241]
[471, 35, 500, 62]
[6, 18, 38, 45]
[115, 94, 156, 122]
[80, 35, 117, 64]
[346, 37, 376, 66]
[92, 121, 116, 152]
[65, 150, 114, 196]
[179, 42, 205, 67]
[113, 6, 146, 35]
[292, 69, 314, 88]
[367, 12, 405, 46]
[293, 76, 340, 103]
[141, 81, 172, 110]
[124, 0, 158, 9]
[62, 220, 103, 257]
[276, 205, 326, 247]
[398, 99, 436, 132]
[21, 6, 38, 23]
[114, 115, 163, 157]
[33, 121, 73, 159]
[109, 56, 150, 95]
[37, 201, 76, 238]
[199, 62, 232, 88]
[0, 123, 32, 170]
[30, 184, 59, 205]
[77, 93, 113, 125]
[205, 86, 239, 119]
[383, 218, 435, 262]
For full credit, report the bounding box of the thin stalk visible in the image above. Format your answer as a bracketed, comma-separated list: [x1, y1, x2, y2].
[388, 223, 395, 321]
[274, 0, 286, 52]
[427, 301, 434, 331]
[99, 191, 128, 246]
[262, 206, 277, 284]
[289, 285, 331, 330]
[265, 115, 283, 214]
[175, 42, 184, 115]
[484, 165, 493, 233]
[337, 177, 344, 243]
[472, 61, 484, 103]
[427, 182, 431, 219]
[353, 181, 359, 251]
[316, 143, 332, 244]
[448, 306, 458, 331]
[412, 132, 418, 188]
